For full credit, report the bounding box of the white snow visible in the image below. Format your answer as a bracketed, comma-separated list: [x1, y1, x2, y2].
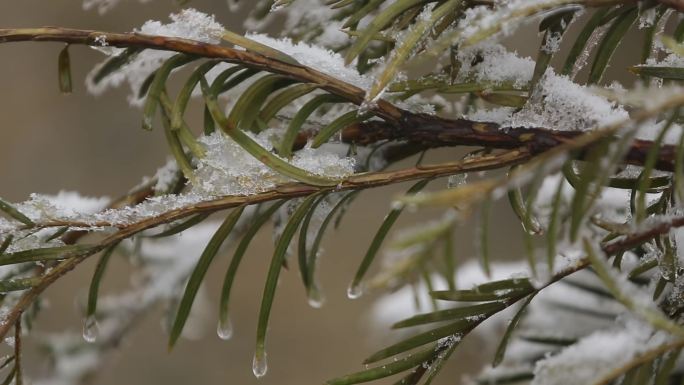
[455, 43, 535, 88]
[86, 9, 225, 105]
[16, 191, 111, 222]
[245, 33, 373, 90]
[510, 71, 629, 131]
[532, 320, 673, 385]
[152, 158, 180, 194]
[461, 43, 629, 131]
[137, 9, 224, 43]
[192, 130, 355, 197]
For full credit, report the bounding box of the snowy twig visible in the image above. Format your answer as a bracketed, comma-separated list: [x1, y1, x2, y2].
[13, 319, 22, 385]
[0, 28, 680, 172]
[21, 149, 531, 231]
[0, 148, 529, 340]
[0, 27, 403, 123]
[1, 147, 682, 343]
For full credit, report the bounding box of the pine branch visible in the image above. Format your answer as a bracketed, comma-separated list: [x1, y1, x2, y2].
[22, 149, 530, 232]
[0, 148, 528, 340]
[0, 27, 678, 173]
[339, 119, 679, 172]
[1, 144, 681, 343]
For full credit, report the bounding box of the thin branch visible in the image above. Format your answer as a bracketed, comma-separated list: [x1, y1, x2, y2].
[593, 339, 684, 385]
[0, 146, 681, 341]
[13, 319, 22, 385]
[28, 149, 531, 231]
[603, 215, 684, 255]
[0, 148, 529, 339]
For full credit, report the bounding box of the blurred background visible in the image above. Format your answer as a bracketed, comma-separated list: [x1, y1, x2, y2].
[0, 2, 643, 384]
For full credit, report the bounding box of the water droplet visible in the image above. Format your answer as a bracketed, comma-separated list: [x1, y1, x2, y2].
[521, 218, 542, 236]
[217, 317, 233, 340]
[252, 351, 268, 378]
[347, 283, 363, 299]
[82, 315, 99, 343]
[307, 287, 326, 309]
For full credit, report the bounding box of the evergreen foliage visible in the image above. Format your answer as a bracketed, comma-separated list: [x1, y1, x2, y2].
[2, 1, 684, 384]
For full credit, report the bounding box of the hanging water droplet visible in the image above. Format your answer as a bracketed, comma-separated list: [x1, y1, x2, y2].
[347, 283, 363, 299]
[307, 287, 326, 309]
[252, 351, 268, 378]
[82, 315, 99, 343]
[217, 317, 233, 340]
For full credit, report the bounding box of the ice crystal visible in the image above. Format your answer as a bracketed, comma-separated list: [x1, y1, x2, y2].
[137, 9, 224, 43]
[454, 42, 535, 88]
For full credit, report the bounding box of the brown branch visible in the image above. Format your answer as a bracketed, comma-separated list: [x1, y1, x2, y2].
[13, 319, 22, 385]
[30, 149, 530, 231]
[0, 148, 529, 339]
[0, 27, 679, 172]
[323, 118, 679, 172]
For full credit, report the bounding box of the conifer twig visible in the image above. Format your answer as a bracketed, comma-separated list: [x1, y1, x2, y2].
[0, 27, 679, 172]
